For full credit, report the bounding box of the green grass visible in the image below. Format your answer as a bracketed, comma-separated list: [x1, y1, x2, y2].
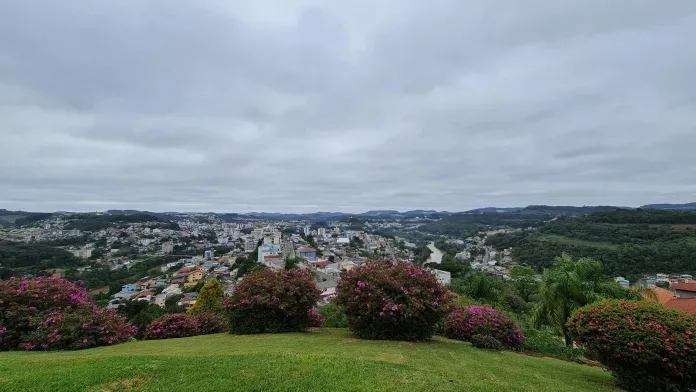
[0, 329, 615, 392]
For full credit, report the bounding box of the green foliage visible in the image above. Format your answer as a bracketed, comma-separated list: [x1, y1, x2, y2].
[284, 257, 301, 270]
[318, 303, 349, 328]
[0, 240, 84, 273]
[471, 334, 503, 350]
[187, 279, 224, 316]
[117, 300, 166, 339]
[64, 213, 162, 231]
[451, 273, 504, 305]
[510, 266, 539, 302]
[531, 254, 632, 346]
[568, 300, 696, 392]
[486, 211, 696, 279]
[521, 327, 584, 361]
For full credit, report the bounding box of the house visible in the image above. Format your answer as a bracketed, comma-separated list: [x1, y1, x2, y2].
[671, 282, 696, 299]
[187, 269, 205, 283]
[121, 283, 138, 293]
[135, 291, 155, 302]
[614, 277, 630, 287]
[298, 247, 317, 261]
[177, 292, 199, 308]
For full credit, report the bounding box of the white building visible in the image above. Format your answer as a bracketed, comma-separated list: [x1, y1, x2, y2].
[162, 242, 174, 254]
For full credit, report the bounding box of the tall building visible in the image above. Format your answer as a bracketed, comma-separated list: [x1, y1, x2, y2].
[304, 225, 311, 236]
[162, 242, 174, 254]
[204, 250, 215, 260]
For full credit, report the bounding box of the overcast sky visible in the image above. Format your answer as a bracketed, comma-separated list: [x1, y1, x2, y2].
[1, 1, 695, 213]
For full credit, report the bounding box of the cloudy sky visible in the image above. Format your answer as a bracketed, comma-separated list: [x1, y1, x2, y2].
[1, 1, 695, 213]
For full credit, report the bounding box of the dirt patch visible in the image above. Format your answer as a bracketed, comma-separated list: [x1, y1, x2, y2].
[342, 338, 358, 343]
[90, 375, 151, 392]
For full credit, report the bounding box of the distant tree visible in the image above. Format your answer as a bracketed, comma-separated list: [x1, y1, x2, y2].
[510, 266, 539, 302]
[284, 257, 301, 270]
[187, 278, 225, 316]
[451, 273, 503, 304]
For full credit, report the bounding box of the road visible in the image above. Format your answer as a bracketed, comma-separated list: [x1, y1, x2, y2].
[426, 242, 443, 264]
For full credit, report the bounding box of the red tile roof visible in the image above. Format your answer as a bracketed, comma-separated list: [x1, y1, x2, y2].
[671, 282, 696, 292]
[135, 291, 154, 299]
[298, 247, 316, 253]
[664, 299, 696, 315]
[645, 287, 675, 305]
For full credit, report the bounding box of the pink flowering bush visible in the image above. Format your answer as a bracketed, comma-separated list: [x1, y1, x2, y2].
[225, 268, 321, 334]
[145, 313, 199, 339]
[444, 306, 525, 349]
[307, 307, 324, 328]
[193, 312, 227, 335]
[568, 300, 696, 392]
[0, 277, 136, 351]
[334, 259, 455, 341]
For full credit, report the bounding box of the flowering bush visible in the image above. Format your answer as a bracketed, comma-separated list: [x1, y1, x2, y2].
[0, 277, 136, 351]
[568, 300, 696, 392]
[193, 312, 228, 335]
[444, 306, 525, 349]
[334, 260, 455, 341]
[307, 307, 324, 328]
[471, 334, 503, 350]
[225, 268, 321, 334]
[145, 314, 199, 339]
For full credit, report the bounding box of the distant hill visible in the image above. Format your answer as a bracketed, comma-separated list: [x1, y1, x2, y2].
[0, 209, 54, 227]
[640, 202, 696, 211]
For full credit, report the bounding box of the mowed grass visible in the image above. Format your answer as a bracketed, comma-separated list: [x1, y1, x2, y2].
[0, 329, 615, 392]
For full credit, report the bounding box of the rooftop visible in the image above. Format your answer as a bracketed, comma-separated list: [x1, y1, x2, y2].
[664, 298, 696, 314]
[671, 282, 696, 292]
[298, 247, 316, 253]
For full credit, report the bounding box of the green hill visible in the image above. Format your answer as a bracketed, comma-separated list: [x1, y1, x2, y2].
[0, 329, 614, 392]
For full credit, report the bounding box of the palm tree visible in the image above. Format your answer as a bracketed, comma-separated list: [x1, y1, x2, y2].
[531, 254, 630, 346]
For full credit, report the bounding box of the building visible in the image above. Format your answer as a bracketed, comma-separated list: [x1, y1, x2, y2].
[672, 282, 696, 299]
[433, 269, 452, 286]
[121, 284, 138, 293]
[162, 242, 174, 254]
[186, 269, 206, 285]
[204, 250, 214, 260]
[614, 277, 630, 287]
[72, 249, 92, 259]
[298, 247, 317, 261]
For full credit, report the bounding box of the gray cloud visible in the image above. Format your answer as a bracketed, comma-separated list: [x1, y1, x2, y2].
[1, 0, 696, 213]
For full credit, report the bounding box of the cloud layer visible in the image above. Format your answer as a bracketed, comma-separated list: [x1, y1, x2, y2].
[1, 0, 695, 212]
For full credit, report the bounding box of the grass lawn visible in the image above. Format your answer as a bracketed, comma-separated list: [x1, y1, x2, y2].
[0, 328, 615, 392]
[538, 235, 619, 250]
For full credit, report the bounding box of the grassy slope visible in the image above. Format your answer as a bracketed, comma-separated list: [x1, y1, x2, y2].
[0, 329, 615, 392]
[538, 234, 619, 250]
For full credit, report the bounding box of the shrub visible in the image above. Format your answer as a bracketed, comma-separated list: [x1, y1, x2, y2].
[318, 303, 350, 328]
[193, 312, 227, 334]
[0, 277, 136, 351]
[187, 278, 225, 316]
[444, 306, 526, 349]
[521, 327, 584, 361]
[145, 313, 199, 339]
[225, 268, 321, 334]
[471, 334, 503, 350]
[334, 259, 455, 341]
[307, 307, 324, 327]
[568, 300, 696, 392]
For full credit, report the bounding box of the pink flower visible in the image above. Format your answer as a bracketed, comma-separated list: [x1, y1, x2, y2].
[391, 305, 398, 311]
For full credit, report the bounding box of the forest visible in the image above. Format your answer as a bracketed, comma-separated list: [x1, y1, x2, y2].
[0, 240, 84, 279]
[486, 210, 696, 280]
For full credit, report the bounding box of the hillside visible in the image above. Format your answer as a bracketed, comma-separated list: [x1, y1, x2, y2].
[486, 210, 696, 279]
[0, 329, 614, 392]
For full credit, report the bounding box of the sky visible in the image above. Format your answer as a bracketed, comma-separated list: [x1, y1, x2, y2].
[1, 1, 696, 213]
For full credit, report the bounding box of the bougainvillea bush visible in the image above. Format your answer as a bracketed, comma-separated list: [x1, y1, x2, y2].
[334, 260, 455, 341]
[193, 312, 227, 335]
[0, 276, 136, 351]
[568, 300, 696, 392]
[225, 268, 321, 334]
[307, 307, 324, 328]
[145, 313, 199, 339]
[443, 306, 525, 349]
